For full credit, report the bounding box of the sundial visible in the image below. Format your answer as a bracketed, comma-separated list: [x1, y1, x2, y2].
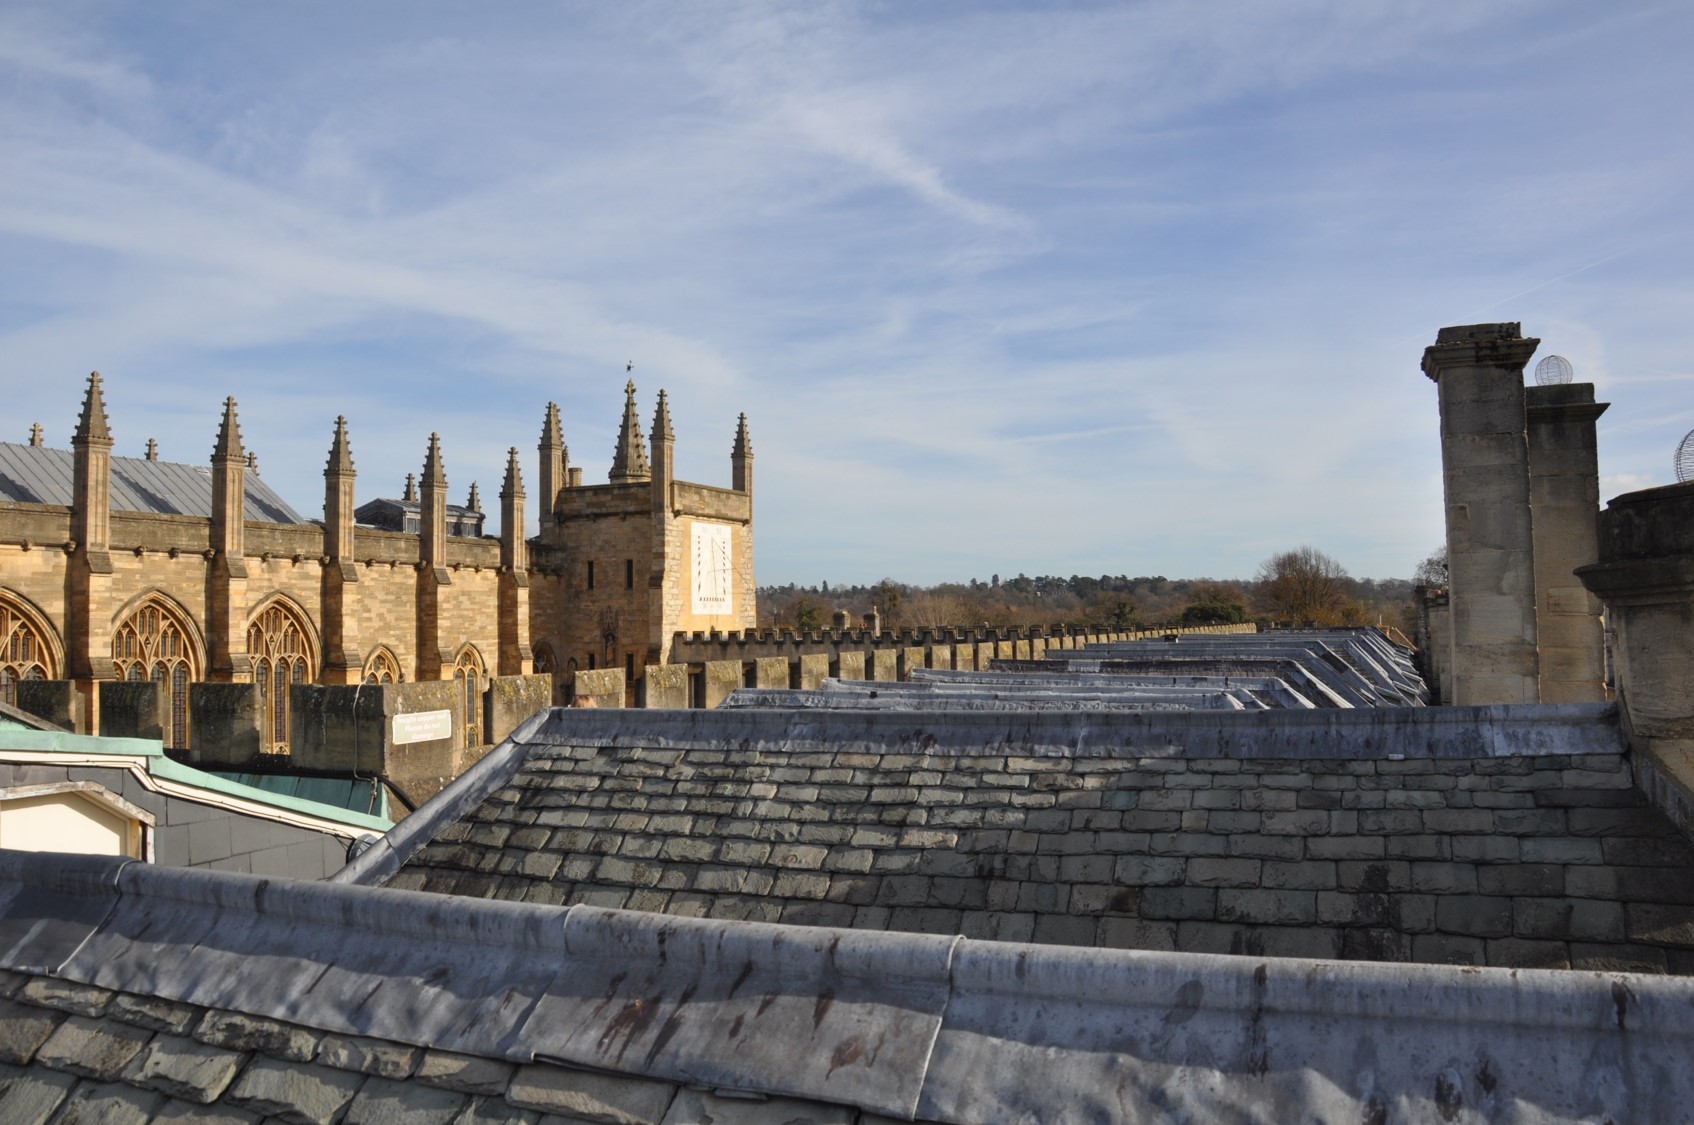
[691, 522, 734, 614]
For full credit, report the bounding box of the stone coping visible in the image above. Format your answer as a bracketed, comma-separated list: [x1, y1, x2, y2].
[507, 702, 1619, 760]
[3, 848, 1690, 1123]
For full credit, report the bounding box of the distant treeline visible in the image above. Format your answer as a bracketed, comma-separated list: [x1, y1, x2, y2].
[759, 562, 1416, 634]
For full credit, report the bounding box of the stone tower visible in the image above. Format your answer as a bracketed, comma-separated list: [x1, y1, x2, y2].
[531, 382, 756, 690]
[1423, 323, 1609, 705]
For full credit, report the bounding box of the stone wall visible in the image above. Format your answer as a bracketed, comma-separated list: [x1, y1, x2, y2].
[667, 622, 1254, 666]
[544, 482, 655, 683]
[1578, 478, 1694, 839]
[0, 505, 506, 721]
[394, 714, 1694, 974]
[96, 681, 167, 741]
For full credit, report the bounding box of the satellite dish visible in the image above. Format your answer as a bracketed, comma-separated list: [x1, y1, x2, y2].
[1676, 429, 1694, 483]
[1535, 355, 1574, 385]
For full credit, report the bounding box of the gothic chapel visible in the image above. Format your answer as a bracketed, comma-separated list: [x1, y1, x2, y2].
[0, 373, 757, 746]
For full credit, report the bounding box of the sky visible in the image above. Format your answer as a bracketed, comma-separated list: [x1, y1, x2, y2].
[2, 1, 1691, 586]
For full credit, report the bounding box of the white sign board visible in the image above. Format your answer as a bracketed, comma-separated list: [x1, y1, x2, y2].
[391, 709, 453, 746]
[691, 521, 734, 615]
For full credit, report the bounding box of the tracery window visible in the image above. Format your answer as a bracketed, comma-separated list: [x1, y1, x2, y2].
[453, 647, 485, 746]
[531, 642, 557, 703]
[249, 600, 316, 754]
[0, 597, 56, 707]
[112, 597, 199, 749]
[363, 647, 402, 684]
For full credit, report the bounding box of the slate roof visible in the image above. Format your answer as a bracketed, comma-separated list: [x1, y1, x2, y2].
[354, 496, 485, 536]
[1013, 629, 1432, 707]
[0, 442, 308, 524]
[359, 703, 1694, 974]
[5, 848, 1693, 1123]
[0, 964, 823, 1124]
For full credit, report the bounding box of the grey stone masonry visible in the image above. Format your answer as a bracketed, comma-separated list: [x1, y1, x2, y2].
[0, 967, 881, 1125]
[396, 742, 1694, 974]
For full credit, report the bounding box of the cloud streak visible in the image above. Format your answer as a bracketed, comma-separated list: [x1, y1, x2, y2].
[0, 1, 1690, 587]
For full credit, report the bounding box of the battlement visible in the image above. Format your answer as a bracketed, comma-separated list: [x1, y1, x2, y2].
[668, 621, 1255, 663]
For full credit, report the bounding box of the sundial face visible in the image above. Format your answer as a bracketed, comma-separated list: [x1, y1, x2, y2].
[691, 522, 734, 615]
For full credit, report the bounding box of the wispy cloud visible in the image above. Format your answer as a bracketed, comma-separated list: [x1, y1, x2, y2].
[0, 1, 1689, 584]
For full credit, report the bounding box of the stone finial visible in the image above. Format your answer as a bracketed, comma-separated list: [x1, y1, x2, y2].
[500, 446, 525, 499]
[404, 472, 418, 502]
[213, 396, 244, 461]
[733, 412, 754, 459]
[29, 423, 43, 447]
[652, 389, 675, 443]
[246, 452, 258, 474]
[541, 401, 564, 449]
[467, 481, 482, 513]
[609, 379, 651, 483]
[145, 438, 158, 460]
[326, 416, 355, 475]
[422, 433, 446, 489]
[73, 372, 112, 445]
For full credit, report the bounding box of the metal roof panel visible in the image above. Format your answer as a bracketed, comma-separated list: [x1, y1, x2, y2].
[0, 442, 307, 523]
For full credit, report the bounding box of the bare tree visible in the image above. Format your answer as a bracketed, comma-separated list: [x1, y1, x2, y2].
[1255, 546, 1350, 625]
[905, 591, 965, 629]
[1412, 546, 1448, 588]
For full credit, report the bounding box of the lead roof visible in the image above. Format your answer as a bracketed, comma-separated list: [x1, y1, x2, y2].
[0, 442, 307, 525]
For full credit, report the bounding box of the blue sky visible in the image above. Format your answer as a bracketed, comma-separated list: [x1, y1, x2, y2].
[2, 1, 1690, 585]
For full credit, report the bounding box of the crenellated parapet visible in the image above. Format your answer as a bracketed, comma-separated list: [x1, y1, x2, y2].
[667, 621, 1257, 668]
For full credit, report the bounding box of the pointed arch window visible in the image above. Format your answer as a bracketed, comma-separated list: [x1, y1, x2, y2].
[249, 600, 316, 754]
[0, 597, 56, 707]
[453, 647, 485, 746]
[113, 597, 199, 749]
[531, 642, 558, 704]
[363, 647, 402, 685]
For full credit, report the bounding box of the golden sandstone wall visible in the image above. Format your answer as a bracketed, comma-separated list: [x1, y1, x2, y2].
[0, 513, 505, 700]
[0, 374, 758, 741]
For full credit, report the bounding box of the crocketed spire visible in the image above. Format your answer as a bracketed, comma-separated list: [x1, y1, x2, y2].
[541, 401, 565, 453]
[609, 380, 651, 483]
[732, 411, 754, 460]
[500, 447, 525, 499]
[422, 433, 447, 489]
[403, 472, 418, 502]
[466, 482, 482, 513]
[213, 397, 244, 461]
[326, 416, 355, 475]
[652, 389, 675, 443]
[74, 372, 112, 445]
